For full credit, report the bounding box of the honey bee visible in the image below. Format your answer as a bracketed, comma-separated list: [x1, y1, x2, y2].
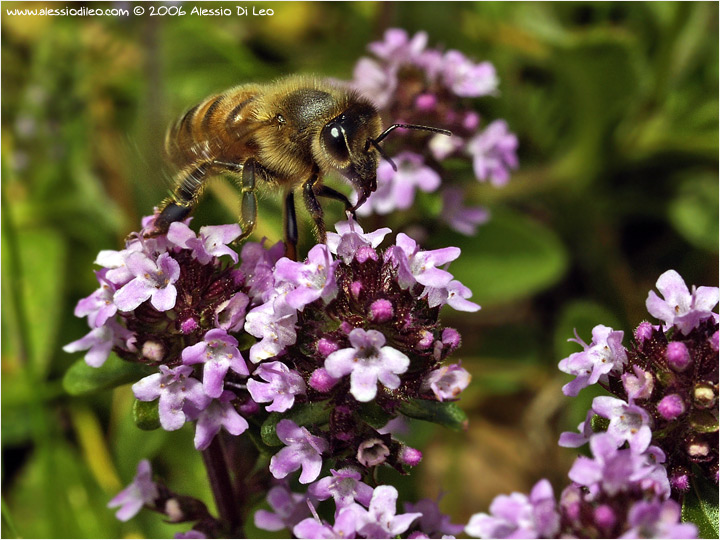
[153, 74, 450, 259]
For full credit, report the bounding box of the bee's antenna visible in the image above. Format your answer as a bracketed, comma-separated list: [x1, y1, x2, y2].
[373, 123, 452, 145]
[367, 138, 398, 172]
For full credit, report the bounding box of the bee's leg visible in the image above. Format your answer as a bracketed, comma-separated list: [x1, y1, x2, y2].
[284, 191, 298, 261]
[236, 159, 257, 243]
[302, 174, 326, 244]
[153, 162, 210, 234]
[315, 185, 356, 220]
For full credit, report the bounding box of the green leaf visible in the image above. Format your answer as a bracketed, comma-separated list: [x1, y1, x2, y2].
[669, 174, 719, 253]
[132, 399, 161, 431]
[682, 469, 719, 538]
[399, 399, 468, 431]
[0, 224, 66, 377]
[357, 401, 394, 429]
[443, 209, 568, 306]
[260, 401, 331, 447]
[63, 353, 153, 396]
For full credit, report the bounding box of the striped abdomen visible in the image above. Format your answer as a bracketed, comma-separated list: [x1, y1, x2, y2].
[164, 85, 262, 170]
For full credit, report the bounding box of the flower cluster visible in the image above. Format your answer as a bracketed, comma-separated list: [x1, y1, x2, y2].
[559, 269, 719, 493]
[65, 214, 478, 533]
[254, 476, 464, 539]
[465, 269, 717, 539]
[348, 28, 518, 235]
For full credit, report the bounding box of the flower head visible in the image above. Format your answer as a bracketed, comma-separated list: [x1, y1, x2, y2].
[325, 328, 410, 402]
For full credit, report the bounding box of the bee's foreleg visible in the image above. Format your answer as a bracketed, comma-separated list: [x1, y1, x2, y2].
[302, 174, 326, 245]
[236, 158, 257, 244]
[284, 191, 298, 262]
[154, 162, 210, 234]
[315, 185, 356, 220]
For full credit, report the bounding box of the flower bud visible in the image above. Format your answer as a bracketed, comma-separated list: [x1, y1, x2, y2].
[142, 340, 165, 363]
[369, 299, 394, 323]
[309, 368, 339, 393]
[317, 338, 339, 357]
[399, 446, 423, 467]
[657, 394, 685, 420]
[593, 505, 616, 530]
[634, 321, 653, 343]
[666, 342, 691, 372]
[687, 438, 710, 458]
[693, 382, 716, 409]
[180, 317, 199, 334]
[670, 468, 691, 492]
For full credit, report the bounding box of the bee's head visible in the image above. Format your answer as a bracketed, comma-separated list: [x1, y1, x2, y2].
[315, 100, 452, 211]
[316, 102, 382, 211]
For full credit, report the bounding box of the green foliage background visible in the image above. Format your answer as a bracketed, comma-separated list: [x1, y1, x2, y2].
[2, 1, 718, 538]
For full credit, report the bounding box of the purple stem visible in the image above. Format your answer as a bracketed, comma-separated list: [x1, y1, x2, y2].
[202, 437, 243, 537]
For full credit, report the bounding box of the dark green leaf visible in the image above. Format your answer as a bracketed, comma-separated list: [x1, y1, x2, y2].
[357, 401, 394, 429]
[669, 174, 719, 253]
[682, 469, 719, 538]
[63, 353, 153, 396]
[444, 209, 568, 306]
[132, 399, 161, 431]
[399, 399, 468, 431]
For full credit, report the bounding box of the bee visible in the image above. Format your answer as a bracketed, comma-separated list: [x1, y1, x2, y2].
[153, 74, 450, 259]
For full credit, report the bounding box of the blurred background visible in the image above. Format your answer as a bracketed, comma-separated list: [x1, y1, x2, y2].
[2, 1, 718, 537]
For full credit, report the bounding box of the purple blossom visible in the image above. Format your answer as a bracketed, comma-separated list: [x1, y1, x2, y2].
[214, 291, 250, 333]
[247, 361, 306, 412]
[404, 498, 465, 537]
[63, 319, 134, 367]
[558, 325, 628, 396]
[132, 365, 210, 431]
[269, 419, 328, 484]
[113, 251, 180, 312]
[254, 484, 312, 532]
[422, 364, 471, 401]
[558, 408, 595, 448]
[107, 460, 158, 522]
[646, 269, 719, 334]
[423, 279, 481, 312]
[466, 120, 519, 187]
[368, 28, 428, 64]
[592, 396, 653, 453]
[309, 468, 374, 509]
[240, 239, 286, 303]
[326, 218, 391, 264]
[73, 270, 118, 327]
[275, 244, 339, 310]
[620, 500, 696, 539]
[441, 50, 498, 97]
[354, 485, 422, 539]
[324, 328, 410, 402]
[244, 290, 298, 363]
[167, 222, 242, 264]
[387, 233, 460, 290]
[63, 325, 116, 368]
[182, 329, 249, 399]
[294, 504, 364, 539]
[567, 433, 669, 498]
[352, 57, 397, 109]
[621, 365, 655, 400]
[356, 153, 441, 216]
[464, 479, 560, 539]
[184, 390, 249, 450]
[441, 188, 489, 236]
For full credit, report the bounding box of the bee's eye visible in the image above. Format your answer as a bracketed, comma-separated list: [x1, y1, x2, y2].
[322, 123, 350, 162]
